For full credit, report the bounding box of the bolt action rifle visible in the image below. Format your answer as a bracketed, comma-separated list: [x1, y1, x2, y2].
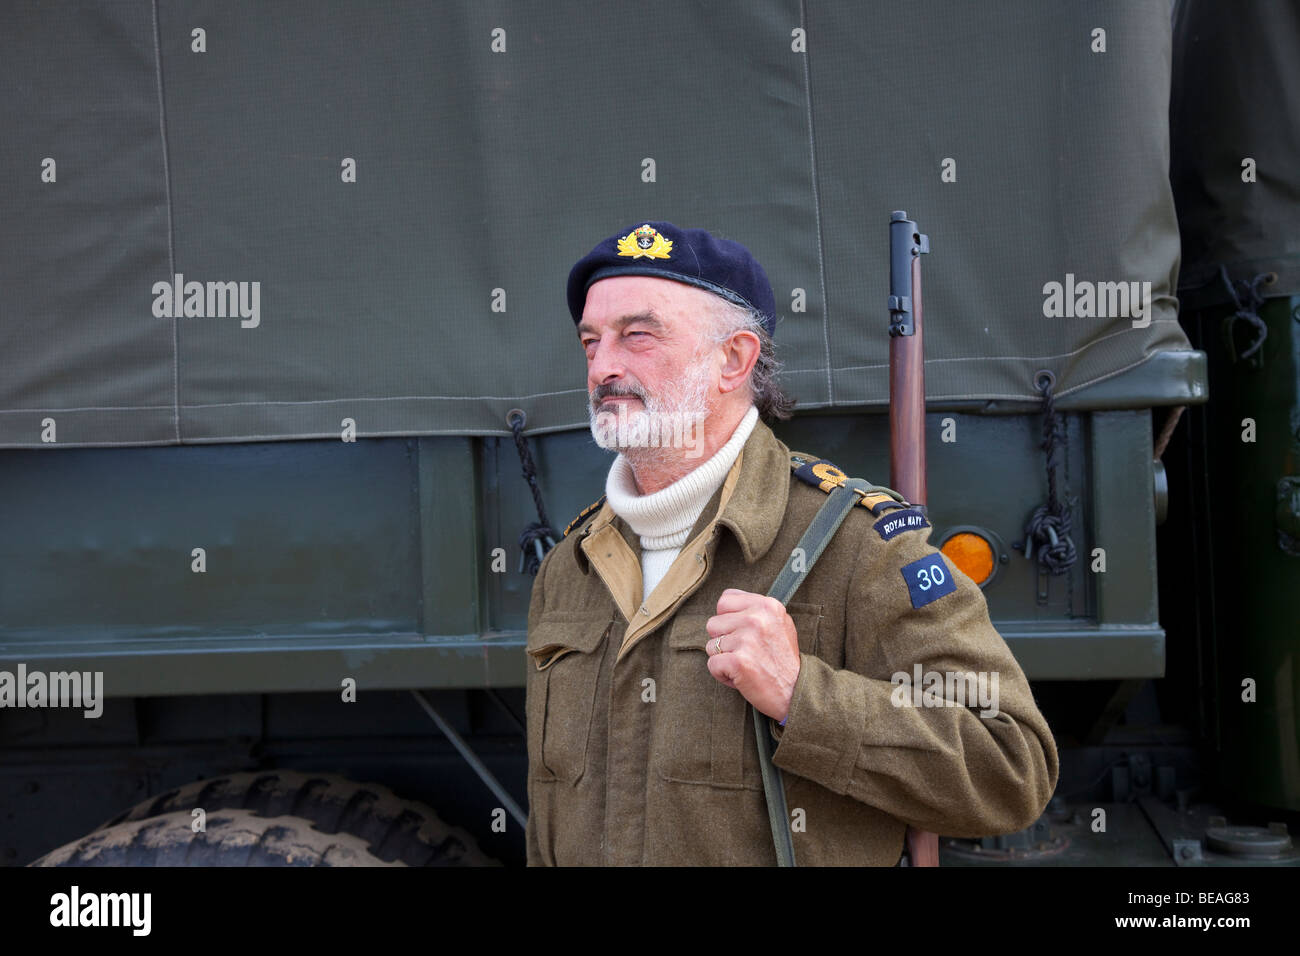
[750, 213, 941, 867]
[888, 210, 940, 868]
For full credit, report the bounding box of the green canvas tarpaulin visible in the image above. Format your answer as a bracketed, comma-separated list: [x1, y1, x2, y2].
[1, 1, 1195, 446]
[1171, 0, 1300, 307]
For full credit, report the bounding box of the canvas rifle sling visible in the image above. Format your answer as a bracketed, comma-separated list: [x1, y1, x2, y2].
[755, 476, 872, 867]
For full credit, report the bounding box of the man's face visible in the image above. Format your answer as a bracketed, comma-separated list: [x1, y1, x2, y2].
[577, 276, 718, 457]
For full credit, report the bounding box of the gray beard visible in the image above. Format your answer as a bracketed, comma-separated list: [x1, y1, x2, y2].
[588, 358, 711, 466]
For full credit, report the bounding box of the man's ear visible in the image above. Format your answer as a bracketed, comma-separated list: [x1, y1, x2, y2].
[717, 330, 760, 394]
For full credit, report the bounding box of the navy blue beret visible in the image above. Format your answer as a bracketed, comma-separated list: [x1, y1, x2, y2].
[567, 221, 777, 337]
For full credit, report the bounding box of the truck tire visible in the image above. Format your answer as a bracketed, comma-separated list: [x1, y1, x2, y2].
[93, 771, 497, 866]
[30, 809, 401, 866]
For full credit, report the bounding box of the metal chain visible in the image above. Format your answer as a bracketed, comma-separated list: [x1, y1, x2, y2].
[506, 410, 556, 575]
[1023, 374, 1077, 577]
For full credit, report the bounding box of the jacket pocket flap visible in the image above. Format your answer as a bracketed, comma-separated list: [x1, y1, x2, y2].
[527, 616, 612, 669]
[667, 614, 713, 650]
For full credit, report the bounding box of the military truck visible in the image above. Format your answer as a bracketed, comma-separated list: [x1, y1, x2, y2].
[0, 0, 1295, 867]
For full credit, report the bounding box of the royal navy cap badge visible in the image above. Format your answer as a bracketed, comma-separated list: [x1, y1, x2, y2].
[616, 224, 673, 260]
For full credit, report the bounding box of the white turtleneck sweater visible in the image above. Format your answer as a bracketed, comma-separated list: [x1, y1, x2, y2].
[604, 405, 760, 601]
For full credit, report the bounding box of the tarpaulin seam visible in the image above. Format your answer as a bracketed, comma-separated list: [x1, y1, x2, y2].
[0, 441, 181, 449]
[0, 406, 175, 414]
[834, 322, 1184, 371]
[148, 430, 587, 442]
[150, 0, 180, 443]
[1049, 348, 1194, 401]
[177, 389, 588, 408]
[799, 0, 833, 404]
[0, 338, 1182, 416]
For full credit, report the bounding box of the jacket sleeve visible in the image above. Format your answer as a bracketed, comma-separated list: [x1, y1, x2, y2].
[770, 520, 1059, 838]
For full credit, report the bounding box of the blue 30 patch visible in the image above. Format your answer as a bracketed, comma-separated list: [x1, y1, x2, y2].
[873, 507, 930, 541]
[900, 554, 957, 608]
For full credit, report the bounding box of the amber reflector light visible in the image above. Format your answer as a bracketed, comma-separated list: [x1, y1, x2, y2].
[941, 532, 995, 586]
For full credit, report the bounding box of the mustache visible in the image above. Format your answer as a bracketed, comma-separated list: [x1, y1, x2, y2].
[590, 382, 648, 405]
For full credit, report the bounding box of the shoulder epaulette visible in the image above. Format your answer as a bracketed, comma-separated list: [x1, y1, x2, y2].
[789, 453, 912, 516]
[563, 495, 607, 537]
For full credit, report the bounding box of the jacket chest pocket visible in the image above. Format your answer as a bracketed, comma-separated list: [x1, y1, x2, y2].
[526, 616, 613, 785]
[655, 603, 822, 790]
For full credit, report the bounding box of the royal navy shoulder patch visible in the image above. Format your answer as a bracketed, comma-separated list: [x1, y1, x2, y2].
[616, 224, 673, 260]
[563, 495, 607, 537]
[789, 453, 913, 516]
[872, 507, 930, 540]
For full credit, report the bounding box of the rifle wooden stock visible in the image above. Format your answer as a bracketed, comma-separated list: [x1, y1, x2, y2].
[888, 212, 940, 868]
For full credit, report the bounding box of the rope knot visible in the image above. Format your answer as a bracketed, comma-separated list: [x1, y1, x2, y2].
[1219, 265, 1271, 364]
[507, 409, 556, 576]
[1023, 372, 1078, 577]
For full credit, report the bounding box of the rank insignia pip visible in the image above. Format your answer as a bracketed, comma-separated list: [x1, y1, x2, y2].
[789, 454, 911, 516]
[563, 495, 607, 537]
[616, 224, 673, 260]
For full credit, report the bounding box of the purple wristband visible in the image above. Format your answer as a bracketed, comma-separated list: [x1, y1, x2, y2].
[779, 715, 788, 727]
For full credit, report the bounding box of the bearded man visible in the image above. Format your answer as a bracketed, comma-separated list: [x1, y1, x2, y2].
[524, 221, 1058, 866]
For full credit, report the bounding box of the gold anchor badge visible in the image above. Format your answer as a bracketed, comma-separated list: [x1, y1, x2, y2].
[616, 224, 673, 260]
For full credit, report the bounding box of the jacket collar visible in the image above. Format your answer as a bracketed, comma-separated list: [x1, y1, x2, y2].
[572, 416, 789, 572]
[714, 418, 789, 564]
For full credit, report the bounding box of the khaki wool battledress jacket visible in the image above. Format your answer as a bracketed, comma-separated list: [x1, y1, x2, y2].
[524, 418, 1058, 866]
